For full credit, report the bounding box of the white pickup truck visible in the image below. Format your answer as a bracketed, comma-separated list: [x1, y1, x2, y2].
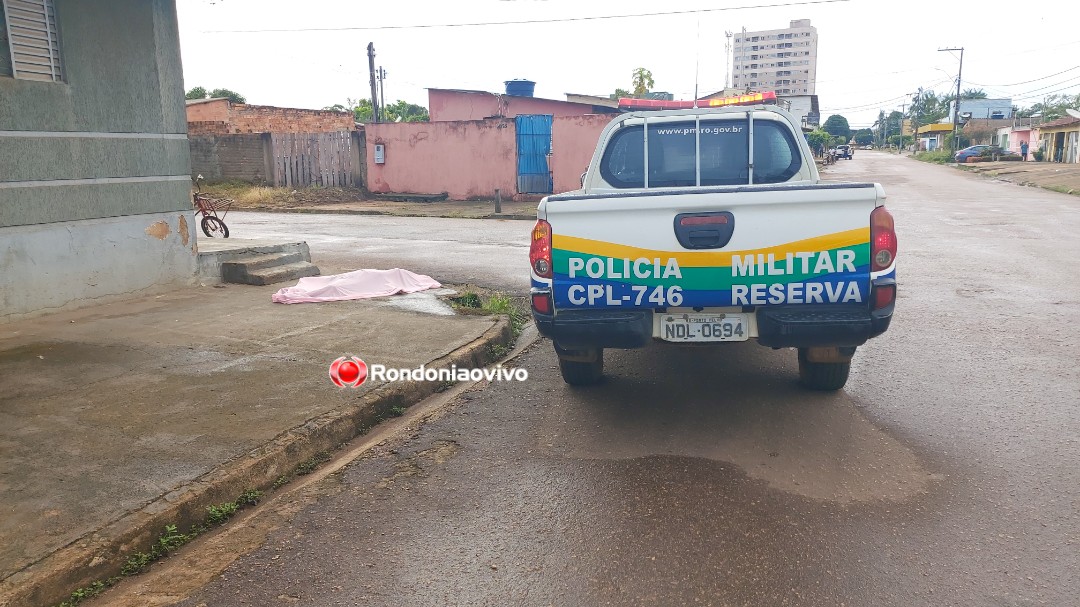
[528, 103, 897, 390]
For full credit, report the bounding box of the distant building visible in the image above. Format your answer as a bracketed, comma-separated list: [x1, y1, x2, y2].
[949, 98, 1014, 123]
[732, 19, 818, 95]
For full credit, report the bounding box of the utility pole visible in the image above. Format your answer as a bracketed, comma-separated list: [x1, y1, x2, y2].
[377, 67, 387, 121]
[939, 46, 964, 151]
[911, 87, 923, 157]
[367, 43, 379, 123]
[898, 102, 907, 154]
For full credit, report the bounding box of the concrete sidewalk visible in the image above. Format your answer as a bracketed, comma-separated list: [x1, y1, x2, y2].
[0, 283, 511, 607]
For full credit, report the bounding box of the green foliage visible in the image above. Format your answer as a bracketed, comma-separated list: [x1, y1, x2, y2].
[389, 405, 407, 417]
[822, 115, 851, 139]
[383, 99, 429, 122]
[205, 501, 239, 526]
[915, 150, 953, 164]
[208, 88, 246, 103]
[1017, 93, 1080, 121]
[632, 67, 655, 97]
[185, 86, 208, 100]
[236, 489, 262, 507]
[961, 88, 987, 99]
[54, 489, 265, 607]
[1033, 149, 1045, 161]
[610, 87, 631, 100]
[450, 291, 482, 308]
[853, 128, 874, 145]
[482, 292, 528, 336]
[295, 451, 332, 476]
[806, 129, 832, 154]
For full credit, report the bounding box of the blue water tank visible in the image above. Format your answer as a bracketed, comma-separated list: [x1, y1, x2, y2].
[504, 79, 535, 97]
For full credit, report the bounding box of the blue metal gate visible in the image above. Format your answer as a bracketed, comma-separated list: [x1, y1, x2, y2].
[516, 114, 553, 194]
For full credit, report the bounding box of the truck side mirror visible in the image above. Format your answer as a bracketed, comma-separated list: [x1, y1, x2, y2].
[580, 171, 587, 188]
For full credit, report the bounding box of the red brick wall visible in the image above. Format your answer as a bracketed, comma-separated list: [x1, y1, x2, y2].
[225, 104, 355, 134]
[185, 100, 355, 135]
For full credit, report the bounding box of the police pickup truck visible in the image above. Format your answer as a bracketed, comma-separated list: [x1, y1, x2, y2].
[528, 94, 897, 390]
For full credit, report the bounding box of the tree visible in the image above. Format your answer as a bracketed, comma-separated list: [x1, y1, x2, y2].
[632, 68, 654, 98]
[610, 87, 631, 100]
[853, 128, 874, 145]
[961, 88, 988, 99]
[208, 88, 246, 104]
[822, 114, 851, 140]
[1017, 93, 1080, 121]
[383, 100, 429, 122]
[185, 86, 208, 100]
[805, 129, 832, 156]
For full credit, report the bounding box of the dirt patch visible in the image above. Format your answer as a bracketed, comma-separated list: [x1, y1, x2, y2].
[201, 181, 367, 209]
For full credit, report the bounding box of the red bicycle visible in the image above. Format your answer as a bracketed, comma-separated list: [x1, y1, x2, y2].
[192, 175, 231, 238]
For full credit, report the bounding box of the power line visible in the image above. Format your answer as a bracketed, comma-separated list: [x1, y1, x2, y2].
[205, 0, 851, 33]
[966, 65, 1080, 88]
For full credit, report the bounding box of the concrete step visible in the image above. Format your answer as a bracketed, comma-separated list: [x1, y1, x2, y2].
[221, 251, 305, 273]
[242, 261, 321, 286]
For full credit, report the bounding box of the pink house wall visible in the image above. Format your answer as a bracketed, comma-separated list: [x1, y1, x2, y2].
[365, 119, 518, 200]
[551, 114, 614, 194]
[365, 113, 617, 200]
[429, 89, 604, 122]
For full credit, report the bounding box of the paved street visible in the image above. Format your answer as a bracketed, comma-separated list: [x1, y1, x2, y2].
[222, 212, 531, 293]
[107, 153, 1078, 606]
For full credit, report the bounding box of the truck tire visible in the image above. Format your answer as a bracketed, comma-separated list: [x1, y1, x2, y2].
[557, 348, 604, 386]
[797, 349, 850, 391]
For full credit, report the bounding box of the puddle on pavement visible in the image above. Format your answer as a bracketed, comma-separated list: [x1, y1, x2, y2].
[377, 289, 457, 316]
[537, 381, 933, 505]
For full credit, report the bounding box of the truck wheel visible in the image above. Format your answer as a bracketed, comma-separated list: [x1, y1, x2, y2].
[556, 347, 604, 386]
[797, 349, 850, 391]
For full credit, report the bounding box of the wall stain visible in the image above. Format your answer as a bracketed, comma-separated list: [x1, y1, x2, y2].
[145, 221, 170, 240]
[178, 215, 190, 246]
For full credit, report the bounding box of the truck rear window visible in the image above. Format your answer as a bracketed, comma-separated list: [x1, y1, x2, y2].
[599, 118, 801, 188]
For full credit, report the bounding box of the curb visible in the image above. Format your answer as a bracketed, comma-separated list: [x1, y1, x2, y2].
[0, 317, 513, 607]
[232, 207, 536, 221]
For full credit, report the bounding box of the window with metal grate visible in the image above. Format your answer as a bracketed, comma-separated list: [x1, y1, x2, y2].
[2, 0, 63, 82]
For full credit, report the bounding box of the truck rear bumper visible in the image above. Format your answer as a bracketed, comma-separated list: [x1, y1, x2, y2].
[533, 304, 892, 349]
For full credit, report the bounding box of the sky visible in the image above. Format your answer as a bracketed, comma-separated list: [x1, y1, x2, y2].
[176, 0, 1079, 130]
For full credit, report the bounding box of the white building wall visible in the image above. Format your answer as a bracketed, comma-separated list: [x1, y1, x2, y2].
[732, 19, 818, 95]
[1, 211, 198, 321]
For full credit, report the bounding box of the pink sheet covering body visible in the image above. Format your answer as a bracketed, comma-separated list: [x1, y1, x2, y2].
[271, 269, 442, 304]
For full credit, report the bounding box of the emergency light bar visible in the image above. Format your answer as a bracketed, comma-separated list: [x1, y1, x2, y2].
[618, 91, 778, 111]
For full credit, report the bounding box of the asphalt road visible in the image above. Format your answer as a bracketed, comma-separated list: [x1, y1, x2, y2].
[112, 153, 1078, 606]
[224, 212, 532, 293]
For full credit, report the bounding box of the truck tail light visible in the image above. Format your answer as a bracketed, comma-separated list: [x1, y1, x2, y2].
[870, 206, 897, 272]
[531, 292, 552, 314]
[872, 283, 896, 310]
[530, 219, 553, 278]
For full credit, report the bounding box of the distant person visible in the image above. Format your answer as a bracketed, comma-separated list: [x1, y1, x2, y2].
[1020, 140, 1029, 161]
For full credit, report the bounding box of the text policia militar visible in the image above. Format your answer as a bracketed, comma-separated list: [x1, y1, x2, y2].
[370, 364, 528, 382]
[564, 249, 865, 307]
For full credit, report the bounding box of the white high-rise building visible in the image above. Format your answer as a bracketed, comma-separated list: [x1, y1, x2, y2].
[732, 19, 818, 96]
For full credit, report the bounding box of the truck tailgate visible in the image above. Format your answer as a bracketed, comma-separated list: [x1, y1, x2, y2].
[542, 183, 882, 310]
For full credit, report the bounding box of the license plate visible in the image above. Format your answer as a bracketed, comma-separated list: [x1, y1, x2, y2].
[658, 313, 748, 342]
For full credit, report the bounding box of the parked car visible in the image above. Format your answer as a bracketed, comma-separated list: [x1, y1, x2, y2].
[954, 145, 991, 162]
[954, 145, 1019, 162]
[834, 144, 853, 160]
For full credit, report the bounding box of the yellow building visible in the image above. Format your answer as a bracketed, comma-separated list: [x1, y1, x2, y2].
[1037, 116, 1080, 163]
[915, 123, 955, 151]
